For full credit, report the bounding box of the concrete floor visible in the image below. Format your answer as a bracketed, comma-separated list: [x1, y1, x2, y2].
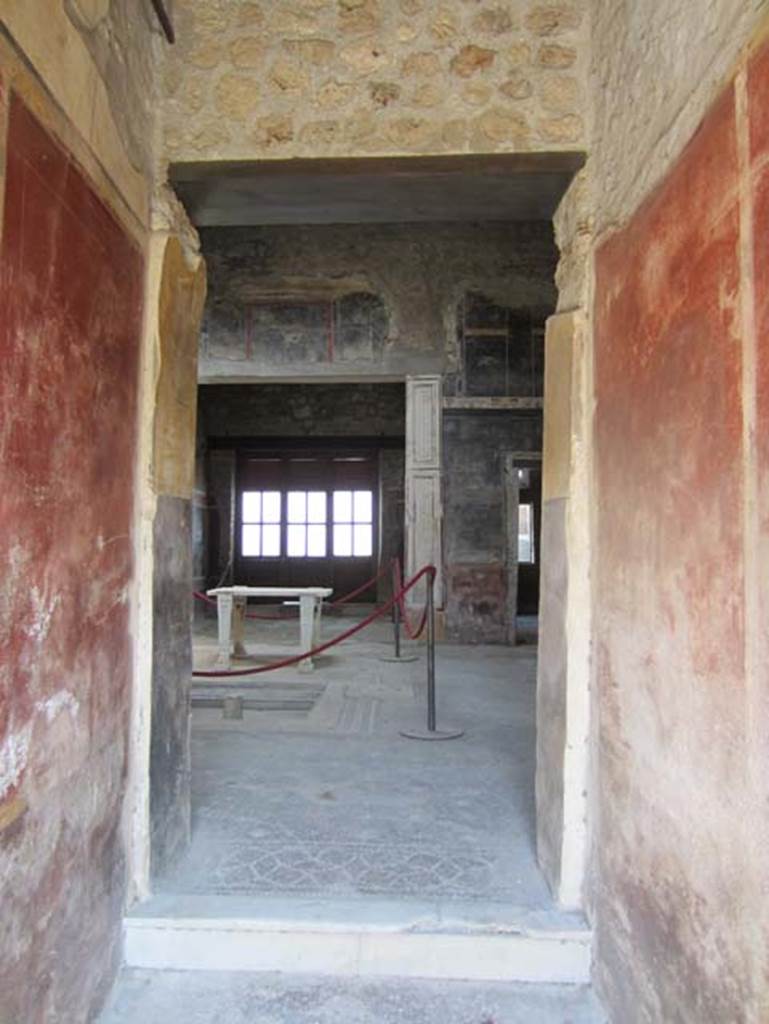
[159, 608, 553, 909]
[101, 969, 605, 1023]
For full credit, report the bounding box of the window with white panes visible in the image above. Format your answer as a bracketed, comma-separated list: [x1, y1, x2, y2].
[518, 502, 535, 564]
[240, 487, 375, 559]
[333, 490, 373, 557]
[241, 490, 282, 557]
[287, 491, 327, 558]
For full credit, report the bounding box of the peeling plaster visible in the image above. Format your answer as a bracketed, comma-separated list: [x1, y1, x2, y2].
[34, 690, 81, 723]
[0, 723, 33, 801]
[22, 586, 61, 644]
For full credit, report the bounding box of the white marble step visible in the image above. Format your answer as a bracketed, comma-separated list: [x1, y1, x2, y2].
[100, 968, 606, 1023]
[124, 894, 592, 985]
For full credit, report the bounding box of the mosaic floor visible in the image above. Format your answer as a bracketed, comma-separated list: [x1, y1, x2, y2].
[158, 612, 550, 908]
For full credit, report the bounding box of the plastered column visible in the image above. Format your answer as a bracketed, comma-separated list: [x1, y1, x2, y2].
[405, 375, 444, 608]
[126, 195, 206, 898]
[536, 308, 592, 909]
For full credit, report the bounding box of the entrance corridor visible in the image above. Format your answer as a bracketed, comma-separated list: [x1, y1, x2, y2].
[101, 611, 603, 1022]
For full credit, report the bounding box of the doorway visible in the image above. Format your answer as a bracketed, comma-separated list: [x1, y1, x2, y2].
[136, 157, 590, 925]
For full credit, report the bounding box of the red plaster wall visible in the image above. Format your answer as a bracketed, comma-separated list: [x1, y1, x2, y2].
[593, 47, 769, 1022]
[0, 95, 143, 1022]
[749, 41, 769, 750]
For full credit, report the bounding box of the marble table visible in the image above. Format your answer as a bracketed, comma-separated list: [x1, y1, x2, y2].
[207, 586, 333, 672]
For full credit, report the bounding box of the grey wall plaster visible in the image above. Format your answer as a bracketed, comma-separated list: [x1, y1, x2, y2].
[199, 222, 556, 381]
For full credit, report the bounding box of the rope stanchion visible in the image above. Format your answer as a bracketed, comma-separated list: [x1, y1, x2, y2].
[391, 558, 429, 641]
[192, 565, 437, 679]
[379, 559, 419, 664]
[399, 569, 463, 742]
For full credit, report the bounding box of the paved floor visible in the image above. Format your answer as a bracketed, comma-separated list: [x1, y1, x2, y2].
[158, 609, 551, 909]
[101, 969, 605, 1023]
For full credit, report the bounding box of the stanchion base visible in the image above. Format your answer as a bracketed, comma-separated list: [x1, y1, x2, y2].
[379, 654, 419, 663]
[399, 727, 464, 741]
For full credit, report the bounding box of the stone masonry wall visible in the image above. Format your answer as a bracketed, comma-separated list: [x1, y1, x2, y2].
[162, 0, 588, 163]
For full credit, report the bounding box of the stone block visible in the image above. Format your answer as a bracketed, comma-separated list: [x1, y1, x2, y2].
[251, 114, 294, 147]
[283, 38, 336, 65]
[386, 116, 438, 150]
[462, 81, 493, 107]
[340, 40, 391, 76]
[345, 110, 377, 145]
[186, 41, 225, 70]
[402, 51, 441, 77]
[317, 79, 356, 108]
[237, 2, 264, 28]
[411, 82, 443, 109]
[507, 41, 533, 65]
[370, 80, 401, 107]
[229, 37, 266, 69]
[450, 45, 496, 78]
[499, 73, 533, 100]
[270, 7, 321, 35]
[471, 5, 517, 35]
[430, 8, 460, 44]
[537, 42, 576, 67]
[538, 113, 582, 142]
[214, 73, 260, 120]
[299, 119, 340, 147]
[269, 58, 310, 93]
[339, 0, 380, 35]
[540, 74, 580, 112]
[397, 22, 419, 43]
[477, 107, 530, 143]
[524, 5, 582, 37]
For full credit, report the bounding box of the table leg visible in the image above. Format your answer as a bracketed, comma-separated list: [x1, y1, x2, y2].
[312, 598, 323, 646]
[215, 593, 233, 669]
[232, 597, 248, 659]
[299, 594, 315, 672]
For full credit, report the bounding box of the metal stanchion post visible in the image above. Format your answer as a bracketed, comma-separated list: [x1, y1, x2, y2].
[426, 578, 436, 730]
[380, 565, 418, 664]
[401, 572, 463, 741]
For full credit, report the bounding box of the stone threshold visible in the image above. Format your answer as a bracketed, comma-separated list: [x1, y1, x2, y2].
[124, 893, 591, 985]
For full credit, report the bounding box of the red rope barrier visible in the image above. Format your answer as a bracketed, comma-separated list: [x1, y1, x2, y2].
[192, 565, 436, 678]
[391, 558, 429, 641]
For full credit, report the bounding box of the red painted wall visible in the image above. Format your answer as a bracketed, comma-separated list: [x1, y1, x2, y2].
[0, 95, 143, 1022]
[593, 44, 769, 1022]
